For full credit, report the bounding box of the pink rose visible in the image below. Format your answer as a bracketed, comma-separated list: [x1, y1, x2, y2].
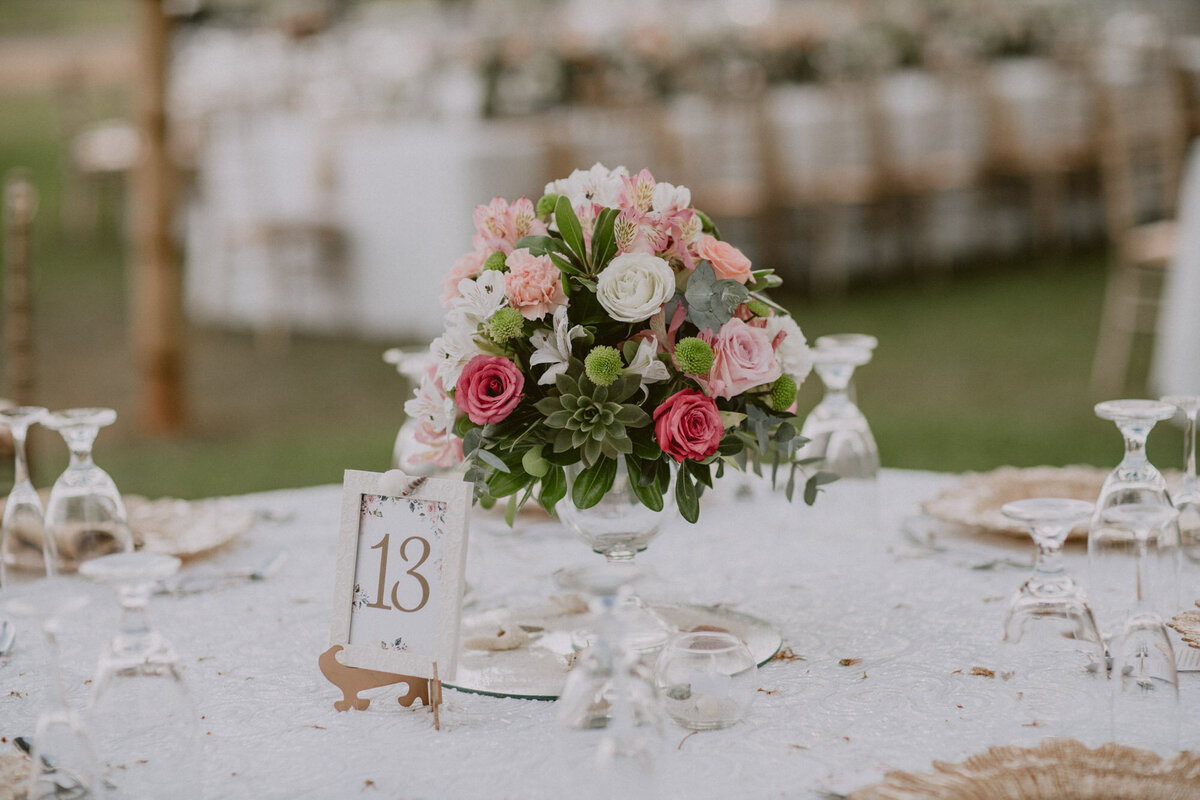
[441, 250, 486, 307]
[653, 389, 723, 463]
[695, 235, 752, 284]
[454, 355, 525, 425]
[504, 248, 567, 320]
[704, 317, 782, 399]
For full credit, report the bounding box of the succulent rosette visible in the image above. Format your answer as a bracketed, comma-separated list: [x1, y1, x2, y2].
[405, 164, 834, 523]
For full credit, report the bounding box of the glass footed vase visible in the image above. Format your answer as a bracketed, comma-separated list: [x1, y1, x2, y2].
[557, 459, 677, 654]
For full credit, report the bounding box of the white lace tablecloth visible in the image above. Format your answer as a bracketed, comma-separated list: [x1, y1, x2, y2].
[2, 469, 1198, 799]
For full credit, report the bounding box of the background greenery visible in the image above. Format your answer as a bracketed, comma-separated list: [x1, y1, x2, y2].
[0, 10, 1180, 500]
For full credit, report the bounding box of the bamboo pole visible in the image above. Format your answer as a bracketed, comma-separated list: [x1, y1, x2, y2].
[4, 170, 37, 407]
[130, 0, 185, 433]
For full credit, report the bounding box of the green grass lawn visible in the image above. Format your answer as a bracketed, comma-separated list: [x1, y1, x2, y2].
[0, 90, 1181, 500]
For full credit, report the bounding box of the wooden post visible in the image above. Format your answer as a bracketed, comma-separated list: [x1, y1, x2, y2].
[4, 170, 37, 407]
[131, 0, 185, 433]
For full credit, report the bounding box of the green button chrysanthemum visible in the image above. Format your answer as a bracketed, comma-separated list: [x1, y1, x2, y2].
[673, 337, 715, 375]
[488, 306, 524, 343]
[584, 346, 623, 387]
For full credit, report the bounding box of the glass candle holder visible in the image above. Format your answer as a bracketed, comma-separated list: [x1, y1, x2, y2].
[654, 630, 757, 730]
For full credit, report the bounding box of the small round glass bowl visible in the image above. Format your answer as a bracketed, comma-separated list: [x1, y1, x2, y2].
[654, 630, 757, 730]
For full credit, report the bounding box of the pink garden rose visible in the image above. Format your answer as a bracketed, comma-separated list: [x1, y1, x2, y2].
[440, 250, 486, 306]
[704, 317, 782, 399]
[695, 235, 752, 284]
[653, 389, 723, 463]
[454, 355, 525, 425]
[504, 248, 567, 320]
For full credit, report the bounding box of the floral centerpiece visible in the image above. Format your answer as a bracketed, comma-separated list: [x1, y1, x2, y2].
[404, 164, 832, 524]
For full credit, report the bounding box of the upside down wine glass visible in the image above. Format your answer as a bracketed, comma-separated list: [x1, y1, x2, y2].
[814, 333, 877, 406]
[1088, 400, 1180, 638]
[554, 563, 665, 797]
[42, 409, 133, 573]
[799, 341, 880, 529]
[82, 552, 201, 800]
[1, 406, 55, 586]
[1162, 396, 1200, 564]
[3, 582, 102, 800]
[997, 498, 1107, 745]
[1103, 504, 1180, 755]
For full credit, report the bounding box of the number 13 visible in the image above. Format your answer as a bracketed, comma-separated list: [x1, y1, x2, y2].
[365, 534, 430, 613]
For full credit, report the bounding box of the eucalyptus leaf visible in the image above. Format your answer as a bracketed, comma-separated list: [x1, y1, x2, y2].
[685, 261, 749, 333]
[474, 448, 510, 473]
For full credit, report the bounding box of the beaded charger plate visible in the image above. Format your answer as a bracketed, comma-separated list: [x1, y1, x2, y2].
[847, 740, 1200, 800]
[445, 602, 781, 700]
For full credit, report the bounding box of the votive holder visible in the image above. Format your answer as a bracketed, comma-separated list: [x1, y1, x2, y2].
[654, 630, 757, 730]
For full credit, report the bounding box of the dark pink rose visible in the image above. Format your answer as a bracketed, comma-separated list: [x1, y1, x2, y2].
[454, 355, 525, 425]
[653, 389, 723, 463]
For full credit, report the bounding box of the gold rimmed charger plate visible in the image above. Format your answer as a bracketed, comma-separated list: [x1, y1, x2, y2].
[849, 739, 1200, 800]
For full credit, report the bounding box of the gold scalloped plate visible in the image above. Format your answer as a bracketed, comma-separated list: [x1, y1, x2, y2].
[1169, 604, 1200, 651]
[921, 466, 1111, 540]
[125, 496, 258, 559]
[849, 740, 1200, 800]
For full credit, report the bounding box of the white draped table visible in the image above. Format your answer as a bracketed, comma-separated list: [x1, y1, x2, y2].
[2, 469, 1198, 799]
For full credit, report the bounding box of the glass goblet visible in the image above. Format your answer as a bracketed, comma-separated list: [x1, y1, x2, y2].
[554, 563, 665, 791]
[814, 333, 877, 405]
[558, 459, 677, 653]
[654, 630, 757, 731]
[1, 406, 56, 586]
[799, 342, 880, 530]
[81, 552, 201, 800]
[1103, 504, 1180, 755]
[1161, 396, 1200, 564]
[1088, 399, 1179, 637]
[3, 580, 102, 800]
[42, 408, 133, 573]
[997, 498, 1107, 745]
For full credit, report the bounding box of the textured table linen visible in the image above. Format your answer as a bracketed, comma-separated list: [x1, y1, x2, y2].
[1, 469, 1197, 799]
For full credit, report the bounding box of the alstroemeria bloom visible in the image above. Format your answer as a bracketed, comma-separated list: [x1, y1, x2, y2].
[472, 196, 546, 255]
[440, 250, 486, 307]
[529, 305, 586, 385]
[450, 270, 507, 326]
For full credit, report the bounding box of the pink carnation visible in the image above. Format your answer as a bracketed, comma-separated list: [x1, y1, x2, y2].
[472, 196, 546, 255]
[441, 250, 487, 306]
[504, 248, 567, 320]
[703, 317, 782, 399]
[653, 389, 723, 463]
[454, 355, 524, 425]
[695, 235, 752, 284]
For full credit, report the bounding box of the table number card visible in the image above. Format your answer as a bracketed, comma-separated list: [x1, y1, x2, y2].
[329, 469, 471, 680]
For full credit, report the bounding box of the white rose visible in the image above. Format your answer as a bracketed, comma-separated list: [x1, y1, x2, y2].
[764, 314, 813, 383]
[596, 253, 676, 323]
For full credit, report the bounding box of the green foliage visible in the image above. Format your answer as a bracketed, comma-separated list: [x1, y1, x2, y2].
[536, 193, 559, 218]
[685, 261, 750, 332]
[536, 369, 650, 466]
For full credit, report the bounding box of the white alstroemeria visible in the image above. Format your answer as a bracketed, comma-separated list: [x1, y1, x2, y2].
[431, 316, 482, 391]
[529, 305, 586, 385]
[449, 270, 507, 326]
[651, 180, 691, 214]
[544, 163, 629, 209]
[625, 335, 670, 396]
[403, 375, 458, 434]
[764, 314, 813, 383]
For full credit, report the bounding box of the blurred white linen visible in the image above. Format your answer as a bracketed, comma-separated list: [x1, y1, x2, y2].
[1151, 139, 1200, 396]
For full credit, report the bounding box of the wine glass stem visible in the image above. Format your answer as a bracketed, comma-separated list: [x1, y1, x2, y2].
[1119, 424, 1151, 473]
[12, 424, 31, 486]
[1135, 532, 1147, 607]
[42, 624, 71, 713]
[115, 586, 154, 655]
[1185, 411, 1198, 487]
